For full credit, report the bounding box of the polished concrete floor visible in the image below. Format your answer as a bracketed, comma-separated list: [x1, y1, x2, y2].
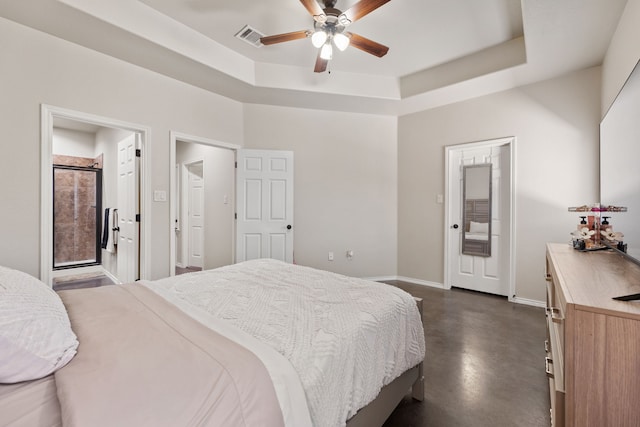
[382, 282, 550, 427]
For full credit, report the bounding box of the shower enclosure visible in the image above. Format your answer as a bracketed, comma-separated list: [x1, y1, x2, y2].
[53, 165, 103, 269]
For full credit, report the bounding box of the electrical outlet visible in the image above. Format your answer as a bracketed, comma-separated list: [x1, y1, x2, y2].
[328, 252, 334, 261]
[346, 250, 354, 260]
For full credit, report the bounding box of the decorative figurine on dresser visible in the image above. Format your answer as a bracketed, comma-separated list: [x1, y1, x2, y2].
[568, 204, 626, 251]
[545, 243, 640, 427]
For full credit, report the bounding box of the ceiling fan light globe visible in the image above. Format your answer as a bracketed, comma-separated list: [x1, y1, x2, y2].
[333, 33, 350, 51]
[311, 30, 328, 48]
[320, 43, 333, 60]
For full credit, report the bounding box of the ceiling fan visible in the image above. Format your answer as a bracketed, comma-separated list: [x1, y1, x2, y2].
[260, 0, 391, 73]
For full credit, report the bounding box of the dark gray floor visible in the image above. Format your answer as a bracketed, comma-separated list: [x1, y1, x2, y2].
[382, 281, 550, 427]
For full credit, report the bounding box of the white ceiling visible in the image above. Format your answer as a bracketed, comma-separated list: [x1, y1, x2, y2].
[0, 0, 629, 115]
[139, 0, 524, 77]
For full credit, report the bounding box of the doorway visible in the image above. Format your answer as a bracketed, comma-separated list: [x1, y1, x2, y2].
[171, 132, 239, 276]
[41, 104, 150, 286]
[444, 137, 515, 299]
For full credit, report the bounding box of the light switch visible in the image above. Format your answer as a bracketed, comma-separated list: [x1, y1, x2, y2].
[436, 194, 444, 204]
[154, 190, 167, 202]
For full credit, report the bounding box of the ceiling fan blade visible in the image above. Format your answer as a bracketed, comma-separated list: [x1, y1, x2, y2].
[347, 32, 389, 57]
[260, 30, 309, 45]
[299, 0, 327, 22]
[339, 0, 391, 24]
[314, 51, 328, 73]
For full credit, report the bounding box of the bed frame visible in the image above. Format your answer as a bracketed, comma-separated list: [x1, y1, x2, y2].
[346, 297, 425, 427]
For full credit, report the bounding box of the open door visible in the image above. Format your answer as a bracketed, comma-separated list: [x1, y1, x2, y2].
[236, 150, 294, 263]
[117, 133, 140, 283]
[186, 161, 204, 269]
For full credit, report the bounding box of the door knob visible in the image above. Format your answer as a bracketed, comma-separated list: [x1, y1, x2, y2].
[286, 225, 292, 230]
[452, 224, 459, 229]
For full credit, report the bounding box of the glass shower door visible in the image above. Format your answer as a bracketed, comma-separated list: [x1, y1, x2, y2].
[53, 165, 102, 269]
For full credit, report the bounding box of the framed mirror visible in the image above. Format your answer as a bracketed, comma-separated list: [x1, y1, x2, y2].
[462, 164, 492, 256]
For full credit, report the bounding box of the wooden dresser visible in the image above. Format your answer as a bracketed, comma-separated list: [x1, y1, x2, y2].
[545, 243, 640, 427]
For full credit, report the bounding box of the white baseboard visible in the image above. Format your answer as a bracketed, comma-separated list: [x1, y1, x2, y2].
[363, 275, 445, 290]
[510, 296, 546, 308]
[396, 276, 445, 289]
[363, 275, 397, 282]
[101, 267, 121, 285]
[367, 274, 546, 308]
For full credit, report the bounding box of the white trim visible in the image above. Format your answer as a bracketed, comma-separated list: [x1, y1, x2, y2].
[362, 275, 397, 282]
[41, 104, 151, 286]
[511, 296, 545, 308]
[507, 139, 517, 303]
[364, 275, 445, 289]
[101, 267, 121, 285]
[444, 137, 516, 298]
[396, 276, 446, 289]
[370, 274, 543, 306]
[169, 131, 241, 276]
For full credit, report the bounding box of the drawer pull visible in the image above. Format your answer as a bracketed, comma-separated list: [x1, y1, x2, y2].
[545, 356, 554, 378]
[546, 307, 564, 323]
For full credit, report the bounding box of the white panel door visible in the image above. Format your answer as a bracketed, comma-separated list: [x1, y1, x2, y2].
[117, 133, 139, 283]
[187, 162, 204, 268]
[236, 150, 293, 263]
[447, 144, 508, 296]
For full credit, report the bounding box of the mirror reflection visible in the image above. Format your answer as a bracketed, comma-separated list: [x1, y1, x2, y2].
[462, 164, 492, 257]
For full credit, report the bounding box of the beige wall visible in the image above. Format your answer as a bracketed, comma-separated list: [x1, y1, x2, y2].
[243, 104, 398, 278]
[0, 17, 243, 279]
[398, 67, 602, 302]
[175, 141, 235, 270]
[602, 0, 640, 116]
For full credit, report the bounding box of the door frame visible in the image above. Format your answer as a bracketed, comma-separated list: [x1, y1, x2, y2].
[444, 137, 517, 301]
[169, 131, 240, 276]
[40, 104, 151, 286]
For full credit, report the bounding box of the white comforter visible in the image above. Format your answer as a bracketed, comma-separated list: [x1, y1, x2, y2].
[145, 259, 425, 427]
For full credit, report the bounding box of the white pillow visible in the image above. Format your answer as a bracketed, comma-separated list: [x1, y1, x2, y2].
[0, 266, 78, 383]
[469, 221, 489, 234]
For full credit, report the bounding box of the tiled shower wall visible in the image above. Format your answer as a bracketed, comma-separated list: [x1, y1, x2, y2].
[53, 154, 102, 267]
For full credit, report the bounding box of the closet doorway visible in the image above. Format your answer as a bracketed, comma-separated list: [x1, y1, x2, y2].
[41, 105, 150, 287]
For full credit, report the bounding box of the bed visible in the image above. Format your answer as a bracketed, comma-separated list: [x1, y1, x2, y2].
[0, 259, 425, 427]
